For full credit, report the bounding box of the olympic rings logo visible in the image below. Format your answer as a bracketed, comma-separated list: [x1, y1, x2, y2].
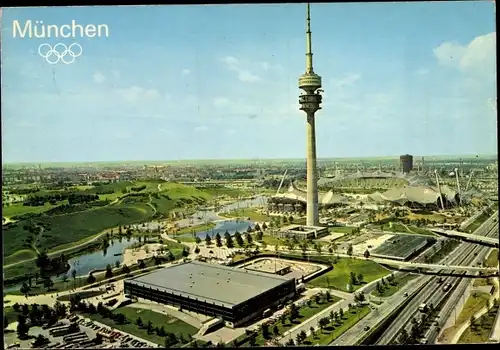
[38, 43, 83, 65]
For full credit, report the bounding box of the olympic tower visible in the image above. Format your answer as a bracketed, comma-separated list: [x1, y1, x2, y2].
[299, 3, 323, 227]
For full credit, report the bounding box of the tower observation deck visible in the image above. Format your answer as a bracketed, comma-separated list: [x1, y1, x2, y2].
[299, 3, 323, 227]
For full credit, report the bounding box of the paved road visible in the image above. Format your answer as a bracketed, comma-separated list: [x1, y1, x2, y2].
[276, 274, 389, 345]
[375, 212, 498, 345]
[333, 211, 499, 345]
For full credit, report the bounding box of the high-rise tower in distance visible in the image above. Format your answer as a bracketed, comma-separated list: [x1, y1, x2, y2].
[299, 3, 323, 227]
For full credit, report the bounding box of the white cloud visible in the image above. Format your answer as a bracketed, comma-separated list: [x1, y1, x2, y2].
[213, 97, 230, 108]
[93, 71, 106, 84]
[331, 73, 362, 89]
[194, 125, 208, 132]
[415, 68, 429, 75]
[181, 69, 191, 76]
[112, 70, 121, 78]
[222, 55, 261, 83]
[116, 86, 161, 104]
[433, 32, 496, 77]
[158, 128, 173, 135]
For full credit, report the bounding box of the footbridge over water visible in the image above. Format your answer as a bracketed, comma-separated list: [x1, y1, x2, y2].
[431, 228, 499, 247]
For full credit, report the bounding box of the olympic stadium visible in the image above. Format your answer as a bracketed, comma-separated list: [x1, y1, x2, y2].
[267, 182, 349, 213]
[317, 169, 434, 190]
[270, 169, 487, 212]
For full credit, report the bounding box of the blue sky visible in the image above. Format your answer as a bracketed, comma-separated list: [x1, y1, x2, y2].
[1, 2, 496, 163]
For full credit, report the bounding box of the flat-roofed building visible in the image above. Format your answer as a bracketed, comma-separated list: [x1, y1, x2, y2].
[124, 261, 296, 327]
[273, 224, 329, 241]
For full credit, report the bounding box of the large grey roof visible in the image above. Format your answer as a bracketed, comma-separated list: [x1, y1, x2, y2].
[271, 182, 348, 205]
[368, 185, 458, 205]
[126, 261, 294, 308]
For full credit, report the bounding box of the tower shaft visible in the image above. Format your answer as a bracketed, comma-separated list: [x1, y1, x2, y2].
[306, 113, 319, 226]
[298, 3, 322, 227]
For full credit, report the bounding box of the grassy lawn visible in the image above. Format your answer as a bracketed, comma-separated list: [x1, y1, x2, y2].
[2, 202, 60, 217]
[240, 296, 341, 346]
[177, 222, 216, 234]
[85, 306, 197, 345]
[458, 306, 499, 344]
[303, 306, 371, 345]
[439, 292, 491, 343]
[4, 249, 38, 265]
[385, 223, 434, 236]
[221, 208, 270, 222]
[485, 249, 498, 267]
[464, 212, 490, 233]
[371, 274, 418, 298]
[259, 234, 283, 247]
[307, 258, 390, 292]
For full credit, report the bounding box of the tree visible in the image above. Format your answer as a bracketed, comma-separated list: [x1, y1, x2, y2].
[347, 244, 353, 256]
[71, 269, 77, 280]
[215, 233, 223, 247]
[43, 277, 54, 291]
[357, 273, 364, 284]
[146, 321, 154, 334]
[121, 264, 131, 274]
[16, 315, 29, 339]
[245, 233, 253, 245]
[349, 271, 357, 286]
[195, 236, 202, 244]
[33, 334, 50, 347]
[205, 234, 212, 246]
[234, 232, 244, 247]
[261, 323, 270, 339]
[194, 246, 200, 254]
[273, 325, 280, 337]
[105, 264, 113, 279]
[138, 260, 146, 269]
[364, 250, 370, 259]
[319, 317, 329, 331]
[325, 290, 332, 301]
[4, 315, 8, 329]
[87, 273, 96, 284]
[182, 247, 189, 257]
[136, 317, 143, 328]
[114, 313, 126, 324]
[225, 234, 234, 248]
[20, 282, 30, 297]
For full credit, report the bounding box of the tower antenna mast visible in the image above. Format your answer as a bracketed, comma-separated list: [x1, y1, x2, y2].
[299, 3, 323, 227]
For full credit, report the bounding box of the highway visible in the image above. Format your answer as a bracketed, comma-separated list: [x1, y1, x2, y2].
[332, 211, 498, 346]
[431, 228, 498, 246]
[375, 213, 498, 345]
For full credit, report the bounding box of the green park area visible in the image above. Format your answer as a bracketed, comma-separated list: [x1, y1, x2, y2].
[220, 208, 270, 222]
[439, 292, 491, 343]
[463, 210, 493, 233]
[371, 274, 417, 298]
[384, 222, 435, 236]
[307, 257, 389, 292]
[6, 240, 188, 295]
[303, 305, 371, 345]
[458, 300, 499, 344]
[177, 222, 216, 235]
[84, 306, 198, 346]
[474, 249, 498, 287]
[237, 292, 340, 347]
[3, 180, 242, 280]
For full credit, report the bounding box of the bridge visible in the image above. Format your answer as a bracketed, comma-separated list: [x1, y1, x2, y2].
[369, 257, 498, 273]
[431, 228, 499, 247]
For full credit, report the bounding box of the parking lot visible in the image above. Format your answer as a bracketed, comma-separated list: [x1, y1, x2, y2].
[4, 314, 158, 349]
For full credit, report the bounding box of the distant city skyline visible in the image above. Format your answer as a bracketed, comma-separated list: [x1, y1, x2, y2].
[1, 2, 497, 163]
